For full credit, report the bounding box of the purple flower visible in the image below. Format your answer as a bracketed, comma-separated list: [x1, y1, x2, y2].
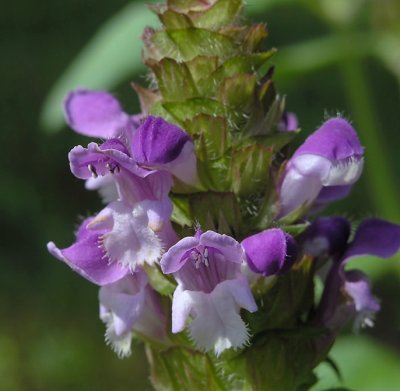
[241, 228, 297, 276]
[278, 117, 364, 218]
[47, 217, 128, 286]
[315, 218, 400, 332]
[69, 138, 146, 180]
[69, 138, 173, 203]
[64, 89, 141, 139]
[68, 116, 198, 203]
[160, 230, 257, 355]
[131, 116, 198, 185]
[99, 269, 168, 358]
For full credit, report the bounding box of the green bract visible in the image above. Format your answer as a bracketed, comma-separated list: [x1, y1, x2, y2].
[138, 0, 294, 239]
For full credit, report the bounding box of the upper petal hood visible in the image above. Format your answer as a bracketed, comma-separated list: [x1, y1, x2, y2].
[64, 89, 133, 138]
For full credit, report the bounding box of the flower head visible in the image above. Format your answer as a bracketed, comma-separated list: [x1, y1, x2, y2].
[160, 230, 257, 355]
[278, 117, 364, 218]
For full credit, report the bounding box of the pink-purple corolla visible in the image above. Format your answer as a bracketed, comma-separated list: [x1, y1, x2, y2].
[278, 117, 364, 218]
[160, 230, 257, 355]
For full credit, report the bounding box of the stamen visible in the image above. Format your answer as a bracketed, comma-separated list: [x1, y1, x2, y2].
[88, 164, 98, 178]
[106, 162, 120, 175]
[203, 247, 209, 267]
[195, 257, 201, 269]
[190, 250, 202, 269]
[362, 316, 374, 328]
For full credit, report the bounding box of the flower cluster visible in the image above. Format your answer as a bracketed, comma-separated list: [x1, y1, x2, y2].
[48, 90, 400, 363]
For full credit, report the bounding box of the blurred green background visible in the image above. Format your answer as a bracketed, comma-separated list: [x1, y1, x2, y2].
[1, 0, 399, 390]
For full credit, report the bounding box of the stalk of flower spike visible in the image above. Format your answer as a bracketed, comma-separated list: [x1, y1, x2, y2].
[160, 229, 257, 355]
[99, 268, 168, 358]
[278, 117, 364, 219]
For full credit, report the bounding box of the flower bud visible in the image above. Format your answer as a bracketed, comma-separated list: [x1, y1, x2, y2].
[241, 228, 297, 276]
